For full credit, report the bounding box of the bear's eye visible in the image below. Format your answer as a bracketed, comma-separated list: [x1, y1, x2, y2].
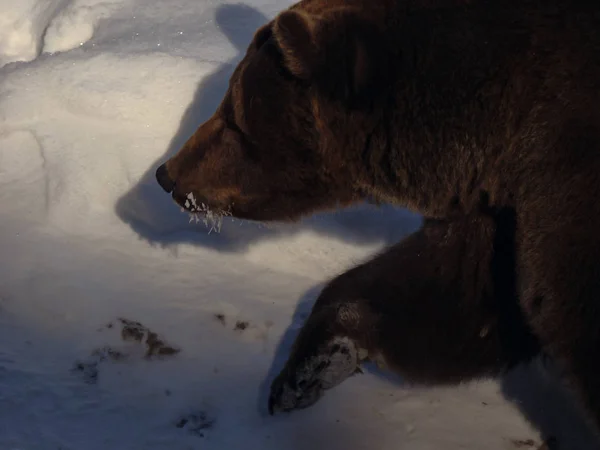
[223, 114, 261, 163]
[226, 117, 245, 137]
[232, 126, 261, 163]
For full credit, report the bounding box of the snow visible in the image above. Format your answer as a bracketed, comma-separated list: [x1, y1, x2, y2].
[0, 0, 597, 448]
[0, 0, 64, 68]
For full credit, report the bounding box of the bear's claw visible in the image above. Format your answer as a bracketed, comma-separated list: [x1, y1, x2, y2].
[268, 336, 360, 415]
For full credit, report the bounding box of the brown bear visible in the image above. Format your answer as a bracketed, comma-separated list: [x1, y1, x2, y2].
[154, 0, 600, 442]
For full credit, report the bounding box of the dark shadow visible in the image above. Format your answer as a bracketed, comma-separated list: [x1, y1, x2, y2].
[114, 2, 420, 253]
[501, 359, 600, 449]
[256, 283, 324, 418]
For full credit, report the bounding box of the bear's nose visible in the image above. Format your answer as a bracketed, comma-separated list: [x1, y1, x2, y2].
[155, 163, 175, 193]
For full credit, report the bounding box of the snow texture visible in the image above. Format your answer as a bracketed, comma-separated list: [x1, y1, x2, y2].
[0, 0, 598, 448]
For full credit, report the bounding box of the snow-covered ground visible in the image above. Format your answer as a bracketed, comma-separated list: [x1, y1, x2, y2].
[0, 0, 598, 448]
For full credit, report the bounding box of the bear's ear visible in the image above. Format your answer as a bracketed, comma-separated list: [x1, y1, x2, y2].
[273, 10, 318, 79]
[273, 8, 386, 105]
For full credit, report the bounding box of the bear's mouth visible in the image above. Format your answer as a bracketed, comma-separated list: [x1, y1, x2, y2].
[156, 163, 233, 232]
[172, 191, 232, 233]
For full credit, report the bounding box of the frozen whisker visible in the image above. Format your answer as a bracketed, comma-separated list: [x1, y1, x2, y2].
[184, 193, 233, 234]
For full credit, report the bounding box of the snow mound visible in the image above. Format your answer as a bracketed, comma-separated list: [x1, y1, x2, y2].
[0, 0, 129, 68]
[42, 0, 126, 54]
[0, 0, 66, 67]
[0, 130, 48, 223]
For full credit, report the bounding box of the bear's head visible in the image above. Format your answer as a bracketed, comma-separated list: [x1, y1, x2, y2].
[156, 2, 392, 222]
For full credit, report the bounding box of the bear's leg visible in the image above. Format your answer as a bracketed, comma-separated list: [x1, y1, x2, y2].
[517, 223, 600, 436]
[269, 211, 540, 414]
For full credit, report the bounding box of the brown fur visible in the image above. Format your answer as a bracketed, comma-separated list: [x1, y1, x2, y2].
[155, 0, 600, 442]
[270, 211, 538, 387]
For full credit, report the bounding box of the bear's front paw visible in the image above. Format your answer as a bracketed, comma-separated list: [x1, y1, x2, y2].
[268, 336, 360, 415]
